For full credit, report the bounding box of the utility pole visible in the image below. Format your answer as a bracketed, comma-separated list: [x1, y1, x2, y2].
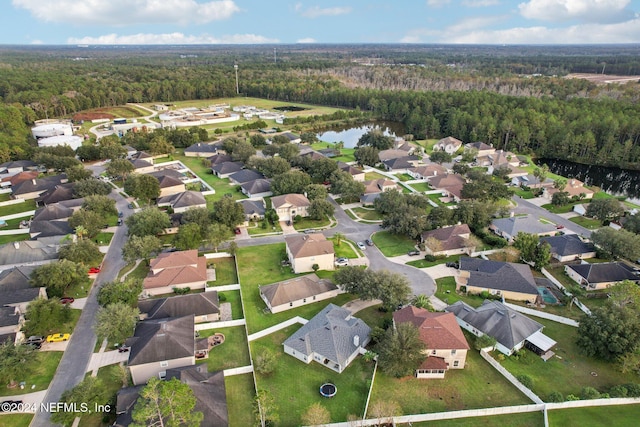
[234, 64, 239, 94]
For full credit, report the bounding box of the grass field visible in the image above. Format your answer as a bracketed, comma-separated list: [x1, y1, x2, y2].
[166, 97, 343, 118]
[292, 216, 332, 231]
[93, 232, 113, 245]
[409, 182, 433, 192]
[225, 373, 256, 427]
[547, 404, 640, 427]
[208, 256, 238, 285]
[407, 254, 461, 268]
[569, 216, 602, 229]
[328, 237, 359, 258]
[541, 200, 585, 213]
[0, 233, 30, 245]
[351, 207, 383, 221]
[434, 276, 486, 308]
[0, 351, 63, 397]
[251, 324, 374, 426]
[310, 142, 356, 163]
[218, 290, 243, 320]
[175, 154, 247, 202]
[198, 326, 251, 372]
[364, 171, 388, 181]
[371, 231, 417, 257]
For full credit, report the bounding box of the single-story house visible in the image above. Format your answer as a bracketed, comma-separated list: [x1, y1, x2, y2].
[208, 153, 233, 166]
[29, 219, 73, 239]
[394, 306, 469, 379]
[238, 199, 265, 225]
[3, 170, 39, 188]
[546, 178, 594, 200]
[421, 224, 474, 256]
[458, 257, 539, 303]
[0, 160, 37, 176]
[446, 300, 556, 356]
[488, 150, 519, 169]
[185, 142, 219, 157]
[154, 175, 186, 198]
[363, 179, 398, 195]
[285, 233, 335, 273]
[271, 193, 310, 222]
[211, 161, 244, 178]
[408, 163, 447, 181]
[464, 141, 495, 157]
[0, 265, 46, 313]
[279, 132, 301, 144]
[540, 234, 597, 262]
[228, 169, 264, 185]
[0, 236, 63, 266]
[240, 179, 272, 198]
[37, 182, 76, 206]
[138, 292, 220, 323]
[564, 262, 639, 290]
[283, 303, 371, 373]
[114, 385, 145, 427]
[11, 174, 67, 200]
[429, 173, 466, 202]
[489, 214, 557, 243]
[143, 249, 209, 296]
[382, 156, 420, 172]
[32, 203, 73, 222]
[129, 159, 154, 174]
[337, 162, 365, 182]
[157, 190, 206, 213]
[0, 306, 23, 338]
[379, 149, 412, 162]
[127, 315, 196, 385]
[259, 273, 340, 314]
[511, 174, 554, 189]
[433, 136, 463, 155]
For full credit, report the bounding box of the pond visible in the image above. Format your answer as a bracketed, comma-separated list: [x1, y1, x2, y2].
[539, 158, 640, 200]
[316, 121, 405, 148]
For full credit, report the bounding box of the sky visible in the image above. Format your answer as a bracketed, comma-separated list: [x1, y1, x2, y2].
[2, 0, 640, 45]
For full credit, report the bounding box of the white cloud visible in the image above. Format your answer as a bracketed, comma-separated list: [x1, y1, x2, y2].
[12, 0, 240, 25]
[295, 4, 352, 18]
[426, 0, 451, 6]
[30, 39, 43, 44]
[518, 0, 635, 23]
[297, 37, 317, 43]
[462, 0, 501, 6]
[445, 15, 506, 33]
[400, 28, 439, 43]
[67, 32, 279, 45]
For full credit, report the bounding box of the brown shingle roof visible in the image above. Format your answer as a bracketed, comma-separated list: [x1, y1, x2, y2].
[285, 233, 334, 259]
[260, 274, 338, 307]
[418, 356, 448, 370]
[271, 193, 310, 209]
[421, 224, 471, 252]
[394, 306, 469, 350]
[145, 250, 207, 289]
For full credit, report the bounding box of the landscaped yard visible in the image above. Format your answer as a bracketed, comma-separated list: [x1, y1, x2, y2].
[0, 199, 36, 216]
[371, 231, 418, 257]
[309, 142, 356, 163]
[514, 188, 535, 199]
[251, 324, 375, 426]
[93, 232, 113, 246]
[364, 171, 388, 181]
[120, 261, 149, 282]
[0, 351, 63, 397]
[225, 373, 256, 427]
[547, 404, 640, 426]
[541, 200, 585, 213]
[177, 154, 247, 202]
[328, 237, 359, 258]
[237, 243, 357, 333]
[247, 220, 282, 235]
[351, 207, 383, 221]
[218, 290, 243, 320]
[434, 276, 485, 308]
[198, 326, 251, 372]
[368, 339, 531, 416]
[0, 233, 29, 245]
[409, 182, 433, 192]
[292, 216, 332, 231]
[79, 364, 127, 427]
[569, 216, 602, 229]
[498, 318, 632, 399]
[407, 254, 461, 268]
[351, 303, 391, 330]
[207, 256, 238, 285]
[409, 412, 543, 427]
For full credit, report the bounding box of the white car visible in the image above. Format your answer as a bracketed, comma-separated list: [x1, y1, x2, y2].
[335, 258, 349, 267]
[357, 242, 366, 250]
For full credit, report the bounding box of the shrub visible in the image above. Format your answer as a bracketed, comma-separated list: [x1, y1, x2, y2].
[423, 254, 437, 262]
[218, 293, 227, 302]
[622, 383, 640, 397]
[517, 375, 533, 389]
[173, 287, 191, 295]
[474, 334, 497, 351]
[581, 387, 600, 400]
[547, 391, 564, 402]
[482, 234, 507, 248]
[566, 394, 580, 401]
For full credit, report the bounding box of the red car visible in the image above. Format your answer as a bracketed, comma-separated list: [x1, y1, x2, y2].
[60, 297, 75, 304]
[556, 225, 565, 229]
[234, 227, 241, 235]
[88, 267, 101, 274]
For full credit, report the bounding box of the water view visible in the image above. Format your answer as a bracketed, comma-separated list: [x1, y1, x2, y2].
[316, 122, 404, 148]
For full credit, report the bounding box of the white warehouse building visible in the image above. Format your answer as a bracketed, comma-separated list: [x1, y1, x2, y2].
[37, 135, 83, 151]
[31, 123, 73, 139]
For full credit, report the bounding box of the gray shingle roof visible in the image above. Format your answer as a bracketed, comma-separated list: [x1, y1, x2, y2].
[382, 156, 419, 170]
[127, 315, 194, 366]
[446, 300, 543, 350]
[0, 265, 41, 306]
[0, 306, 20, 327]
[33, 204, 73, 221]
[29, 220, 73, 238]
[138, 292, 219, 320]
[39, 183, 76, 205]
[283, 303, 371, 368]
[240, 179, 271, 195]
[12, 174, 67, 196]
[459, 257, 538, 296]
[491, 215, 557, 237]
[185, 142, 219, 154]
[260, 274, 338, 308]
[228, 169, 264, 184]
[238, 199, 265, 218]
[566, 262, 638, 284]
[158, 191, 206, 209]
[211, 161, 244, 175]
[540, 234, 596, 257]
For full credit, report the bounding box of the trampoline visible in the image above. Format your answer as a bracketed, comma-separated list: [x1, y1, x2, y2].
[319, 383, 337, 398]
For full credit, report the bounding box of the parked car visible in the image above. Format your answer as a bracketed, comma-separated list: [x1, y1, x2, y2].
[46, 333, 70, 343]
[365, 239, 374, 246]
[24, 336, 45, 349]
[334, 257, 349, 267]
[446, 262, 460, 269]
[127, 203, 134, 209]
[88, 267, 101, 274]
[407, 250, 420, 256]
[59, 297, 75, 304]
[234, 227, 241, 235]
[117, 218, 123, 226]
[118, 211, 123, 218]
[556, 224, 565, 229]
[118, 345, 130, 353]
[357, 242, 366, 250]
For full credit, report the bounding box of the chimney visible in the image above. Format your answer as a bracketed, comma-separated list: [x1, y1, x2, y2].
[32, 178, 37, 185]
[353, 335, 360, 347]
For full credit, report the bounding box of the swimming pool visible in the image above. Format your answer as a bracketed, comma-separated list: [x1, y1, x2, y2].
[537, 286, 559, 304]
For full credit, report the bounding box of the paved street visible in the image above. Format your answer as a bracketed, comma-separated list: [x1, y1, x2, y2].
[512, 195, 593, 238]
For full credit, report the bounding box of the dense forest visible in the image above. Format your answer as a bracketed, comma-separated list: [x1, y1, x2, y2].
[1, 44, 640, 168]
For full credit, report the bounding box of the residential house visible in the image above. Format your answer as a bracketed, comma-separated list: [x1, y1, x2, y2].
[285, 233, 335, 273]
[430, 173, 466, 202]
[393, 306, 469, 378]
[2, 170, 39, 189]
[408, 163, 447, 180]
[37, 182, 76, 206]
[511, 174, 554, 189]
[433, 136, 463, 155]
[464, 142, 495, 157]
[379, 149, 411, 162]
[0, 236, 63, 266]
[185, 142, 219, 157]
[0, 265, 46, 313]
[546, 178, 594, 200]
[259, 273, 340, 313]
[573, 204, 587, 216]
[113, 385, 145, 427]
[154, 175, 186, 198]
[382, 156, 420, 172]
[123, 145, 138, 159]
[11, 174, 67, 200]
[457, 257, 539, 303]
[489, 150, 520, 169]
[211, 161, 244, 178]
[279, 132, 301, 144]
[138, 292, 220, 323]
[447, 300, 556, 356]
[142, 249, 209, 296]
[128, 158, 155, 174]
[0, 160, 37, 177]
[29, 220, 73, 239]
[127, 315, 196, 385]
[238, 199, 265, 225]
[208, 153, 233, 166]
[564, 262, 639, 290]
[420, 224, 474, 256]
[490, 214, 557, 243]
[363, 179, 398, 195]
[32, 203, 73, 222]
[271, 193, 311, 222]
[337, 162, 365, 182]
[157, 191, 206, 213]
[540, 234, 597, 262]
[283, 303, 371, 373]
[228, 169, 264, 185]
[0, 306, 22, 337]
[392, 138, 416, 154]
[240, 179, 272, 198]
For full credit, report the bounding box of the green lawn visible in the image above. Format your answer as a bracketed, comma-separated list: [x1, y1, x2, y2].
[514, 188, 535, 199]
[328, 237, 359, 258]
[0, 233, 30, 245]
[0, 193, 10, 202]
[251, 324, 375, 426]
[292, 216, 332, 231]
[364, 171, 388, 181]
[371, 231, 417, 257]
[198, 326, 251, 371]
[548, 404, 640, 427]
[410, 412, 543, 427]
[541, 200, 584, 213]
[225, 373, 256, 427]
[369, 339, 531, 416]
[498, 318, 632, 399]
[218, 290, 243, 320]
[409, 182, 433, 192]
[79, 364, 127, 427]
[434, 276, 485, 308]
[569, 216, 602, 229]
[121, 262, 149, 282]
[93, 232, 113, 245]
[396, 173, 414, 182]
[0, 199, 36, 216]
[0, 351, 63, 397]
[351, 207, 383, 221]
[208, 256, 238, 285]
[351, 303, 391, 330]
[309, 142, 356, 163]
[0, 415, 34, 427]
[0, 215, 32, 230]
[177, 154, 247, 202]
[407, 254, 461, 268]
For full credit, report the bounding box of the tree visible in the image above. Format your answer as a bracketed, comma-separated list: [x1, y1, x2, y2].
[329, 170, 365, 202]
[126, 208, 171, 238]
[551, 191, 571, 206]
[591, 227, 640, 260]
[554, 177, 568, 191]
[429, 150, 453, 164]
[357, 129, 394, 150]
[354, 146, 380, 166]
[124, 173, 160, 203]
[513, 232, 551, 270]
[623, 214, 640, 234]
[461, 147, 478, 163]
[73, 178, 112, 198]
[533, 165, 549, 187]
[608, 280, 640, 310]
[369, 400, 402, 425]
[576, 306, 640, 359]
[251, 156, 291, 178]
[148, 135, 174, 155]
[382, 205, 429, 239]
[334, 268, 411, 311]
[205, 223, 233, 252]
[412, 294, 433, 311]
[51, 376, 107, 427]
[301, 402, 331, 426]
[95, 302, 139, 344]
[300, 132, 318, 144]
[308, 199, 335, 220]
[231, 140, 256, 162]
[23, 297, 72, 336]
[181, 207, 212, 234]
[376, 322, 425, 377]
[254, 348, 277, 375]
[98, 278, 143, 307]
[334, 232, 345, 247]
[173, 223, 202, 250]
[131, 377, 203, 427]
[31, 260, 90, 298]
[212, 195, 245, 229]
[278, 143, 300, 161]
[427, 206, 454, 228]
[106, 158, 134, 179]
[309, 157, 338, 183]
[122, 235, 162, 263]
[0, 340, 36, 388]
[68, 209, 105, 239]
[250, 133, 267, 147]
[254, 389, 279, 427]
[58, 239, 103, 266]
[65, 164, 92, 182]
[586, 198, 625, 223]
[304, 183, 328, 201]
[271, 170, 312, 195]
[83, 194, 117, 218]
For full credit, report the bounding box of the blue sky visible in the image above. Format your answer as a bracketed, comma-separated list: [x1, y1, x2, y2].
[2, 0, 640, 45]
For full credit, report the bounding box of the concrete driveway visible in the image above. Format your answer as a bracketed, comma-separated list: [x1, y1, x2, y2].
[40, 340, 70, 352]
[420, 264, 460, 280]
